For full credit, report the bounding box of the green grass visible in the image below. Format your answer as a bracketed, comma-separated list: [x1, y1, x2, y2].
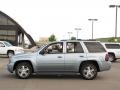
[96, 37, 120, 42]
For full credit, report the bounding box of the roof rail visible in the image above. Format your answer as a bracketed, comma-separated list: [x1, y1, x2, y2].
[60, 39, 97, 41]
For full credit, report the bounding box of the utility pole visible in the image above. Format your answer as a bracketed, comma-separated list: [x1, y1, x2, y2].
[88, 19, 98, 39]
[75, 28, 81, 39]
[109, 5, 120, 41]
[67, 32, 72, 40]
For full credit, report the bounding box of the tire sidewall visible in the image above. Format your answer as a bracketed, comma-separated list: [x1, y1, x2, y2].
[80, 63, 97, 80]
[109, 54, 116, 62]
[7, 51, 14, 58]
[15, 62, 32, 79]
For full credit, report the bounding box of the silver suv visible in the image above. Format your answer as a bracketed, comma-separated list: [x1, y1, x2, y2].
[7, 41, 111, 80]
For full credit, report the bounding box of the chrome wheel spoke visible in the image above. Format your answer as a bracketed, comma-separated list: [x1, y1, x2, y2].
[18, 65, 30, 78]
[18, 68, 22, 72]
[91, 68, 95, 72]
[87, 67, 91, 71]
[25, 68, 29, 71]
[83, 66, 95, 78]
[19, 72, 24, 77]
[21, 66, 25, 70]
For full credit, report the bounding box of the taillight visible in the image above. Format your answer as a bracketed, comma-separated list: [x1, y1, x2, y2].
[105, 53, 109, 61]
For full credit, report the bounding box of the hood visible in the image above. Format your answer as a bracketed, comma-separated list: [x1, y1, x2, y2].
[13, 52, 34, 58]
[10, 46, 23, 49]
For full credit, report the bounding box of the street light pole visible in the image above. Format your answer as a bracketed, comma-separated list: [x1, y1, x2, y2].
[88, 19, 98, 39]
[115, 6, 118, 38]
[75, 28, 81, 39]
[109, 5, 120, 39]
[92, 20, 94, 39]
[68, 32, 72, 40]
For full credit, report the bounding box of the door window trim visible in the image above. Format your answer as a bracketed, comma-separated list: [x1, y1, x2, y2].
[40, 42, 64, 54]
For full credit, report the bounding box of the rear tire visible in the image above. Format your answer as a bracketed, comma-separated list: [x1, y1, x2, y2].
[80, 63, 97, 80]
[15, 62, 32, 79]
[108, 54, 116, 62]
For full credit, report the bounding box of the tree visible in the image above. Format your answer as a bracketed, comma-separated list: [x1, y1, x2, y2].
[48, 34, 56, 42]
[71, 36, 76, 40]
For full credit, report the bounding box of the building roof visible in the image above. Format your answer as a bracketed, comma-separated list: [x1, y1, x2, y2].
[0, 11, 36, 47]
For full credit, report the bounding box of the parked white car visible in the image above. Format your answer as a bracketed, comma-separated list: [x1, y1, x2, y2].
[0, 41, 24, 57]
[102, 42, 120, 62]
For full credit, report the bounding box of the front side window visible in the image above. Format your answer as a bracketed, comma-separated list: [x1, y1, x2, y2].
[44, 42, 63, 54]
[66, 42, 84, 53]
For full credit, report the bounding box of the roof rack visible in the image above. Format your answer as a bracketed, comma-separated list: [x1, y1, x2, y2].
[60, 39, 97, 41]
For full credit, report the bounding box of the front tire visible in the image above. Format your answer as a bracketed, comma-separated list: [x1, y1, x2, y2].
[7, 51, 14, 58]
[15, 62, 32, 79]
[80, 63, 97, 80]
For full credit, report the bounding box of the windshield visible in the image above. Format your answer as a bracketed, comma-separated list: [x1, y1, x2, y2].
[4, 41, 13, 47]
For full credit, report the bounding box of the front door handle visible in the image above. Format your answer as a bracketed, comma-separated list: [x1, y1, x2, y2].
[57, 56, 62, 58]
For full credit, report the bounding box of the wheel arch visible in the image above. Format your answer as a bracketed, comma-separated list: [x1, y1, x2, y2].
[13, 60, 34, 73]
[7, 50, 15, 55]
[108, 52, 115, 57]
[79, 60, 100, 72]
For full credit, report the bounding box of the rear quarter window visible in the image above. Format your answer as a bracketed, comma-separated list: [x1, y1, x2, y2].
[105, 44, 120, 49]
[84, 42, 106, 53]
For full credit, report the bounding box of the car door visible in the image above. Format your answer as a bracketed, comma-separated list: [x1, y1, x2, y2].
[36, 42, 65, 72]
[0, 42, 6, 54]
[64, 42, 87, 72]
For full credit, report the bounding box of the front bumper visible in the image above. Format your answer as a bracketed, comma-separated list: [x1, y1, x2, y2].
[99, 61, 111, 72]
[7, 63, 14, 73]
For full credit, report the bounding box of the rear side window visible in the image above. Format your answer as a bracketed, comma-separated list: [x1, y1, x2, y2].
[84, 42, 106, 53]
[105, 44, 120, 49]
[67, 42, 84, 53]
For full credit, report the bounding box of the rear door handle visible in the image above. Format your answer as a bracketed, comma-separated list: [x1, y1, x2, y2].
[57, 56, 62, 58]
[79, 56, 84, 57]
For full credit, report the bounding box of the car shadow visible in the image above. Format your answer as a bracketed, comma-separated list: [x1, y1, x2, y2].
[0, 55, 8, 58]
[30, 74, 83, 80]
[2, 73, 104, 81]
[113, 60, 120, 63]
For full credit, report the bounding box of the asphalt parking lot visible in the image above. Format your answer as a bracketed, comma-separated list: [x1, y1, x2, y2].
[0, 58, 120, 90]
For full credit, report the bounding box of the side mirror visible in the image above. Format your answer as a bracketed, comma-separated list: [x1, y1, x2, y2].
[40, 50, 45, 55]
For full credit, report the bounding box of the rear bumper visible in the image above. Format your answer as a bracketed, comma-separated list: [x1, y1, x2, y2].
[99, 61, 111, 71]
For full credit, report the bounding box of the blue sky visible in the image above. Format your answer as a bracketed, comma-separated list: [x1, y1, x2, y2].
[0, 0, 120, 41]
